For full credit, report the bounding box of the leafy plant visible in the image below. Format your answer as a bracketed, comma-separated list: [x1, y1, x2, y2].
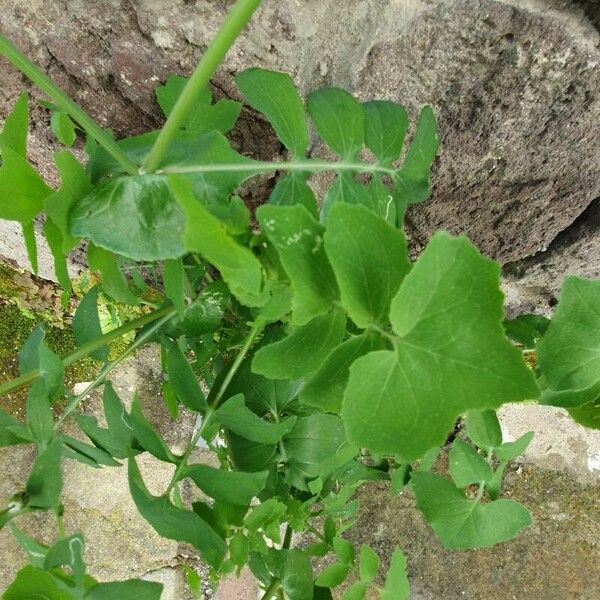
[0, 0, 598, 598]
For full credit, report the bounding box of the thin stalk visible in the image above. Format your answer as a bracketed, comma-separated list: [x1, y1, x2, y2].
[282, 524, 293, 549]
[160, 159, 396, 177]
[54, 311, 175, 430]
[142, 0, 262, 173]
[164, 320, 264, 496]
[0, 305, 176, 398]
[259, 579, 281, 600]
[0, 33, 138, 175]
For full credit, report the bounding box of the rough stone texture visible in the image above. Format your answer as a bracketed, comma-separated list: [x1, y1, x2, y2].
[0, 346, 196, 596]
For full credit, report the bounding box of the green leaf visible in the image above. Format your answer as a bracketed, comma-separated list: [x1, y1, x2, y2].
[63, 435, 121, 468]
[21, 220, 39, 275]
[51, 111, 77, 146]
[494, 431, 534, 461]
[267, 549, 314, 600]
[394, 105, 439, 206]
[537, 277, 600, 407]
[129, 394, 179, 463]
[252, 309, 346, 380]
[313, 585, 334, 600]
[300, 331, 387, 413]
[215, 394, 297, 444]
[44, 533, 86, 587]
[245, 498, 287, 534]
[257, 204, 338, 324]
[283, 414, 348, 491]
[0, 146, 52, 222]
[413, 472, 532, 549]
[332, 536, 355, 564]
[390, 464, 412, 495]
[73, 287, 108, 362]
[167, 282, 227, 337]
[568, 398, 600, 430]
[380, 548, 410, 600]
[367, 176, 396, 224]
[9, 525, 48, 568]
[70, 174, 186, 261]
[324, 202, 411, 327]
[363, 100, 408, 166]
[0, 92, 28, 157]
[163, 258, 186, 319]
[102, 382, 137, 454]
[26, 439, 63, 509]
[181, 463, 268, 505]
[343, 581, 368, 600]
[448, 438, 493, 488]
[172, 175, 264, 306]
[3, 566, 74, 600]
[45, 151, 93, 253]
[466, 409, 503, 450]
[43, 218, 71, 297]
[307, 88, 364, 158]
[320, 174, 369, 221]
[164, 339, 207, 412]
[269, 172, 318, 216]
[503, 314, 550, 348]
[87, 243, 139, 304]
[236, 68, 309, 156]
[341, 233, 538, 461]
[315, 562, 350, 588]
[85, 579, 163, 600]
[359, 544, 379, 582]
[128, 457, 226, 567]
[0, 410, 32, 447]
[486, 462, 507, 501]
[157, 75, 241, 135]
[19, 326, 63, 399]
[26, 380, 55, 445]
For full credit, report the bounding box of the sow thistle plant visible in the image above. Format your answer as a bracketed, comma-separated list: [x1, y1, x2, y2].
[0, 0, 598, 598]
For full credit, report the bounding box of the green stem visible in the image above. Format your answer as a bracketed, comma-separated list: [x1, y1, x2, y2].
[54, 311, 175, 431]
[142, 0, 263, 173]
[282, 524, 293, 549]
[0, 33, 138, 175]
[164, 320, 264, 496]
[160, 159, 396, 177]
[0, 305, 176, 398]
[259, 579, 281, 600]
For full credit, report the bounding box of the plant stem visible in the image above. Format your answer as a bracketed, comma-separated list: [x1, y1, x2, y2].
[142, 0, 263, 173]
[0, 305, 177, 398]
[282, 524, 293, 549]
[164, 320, 264, 496]
[54, 311, 175, 430]
[259, 579, 281, 600]
[0, 33, 138, 175]
[161, 159, 396, 177]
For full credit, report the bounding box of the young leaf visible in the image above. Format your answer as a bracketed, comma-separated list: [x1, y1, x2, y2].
[324, 202, 411, 328]
[181, 463, 268, 505]
[486, 462, 507, 501]
[503, 314, 550, 349]
[333, 536, 355, 564]
[70, 174, 186, 261]
[412, 472, 531, 549]
[85, 579, 164, 600]
[466, 409, 503, 450]
[87, 243, 138, 304]
[448, 438, 493, 488]
[3, 566, 73, 600]
[236, 68, 309, 156]
[245, 498, 287, 534]
[300, 331, 387, 413]
[393, 105, 439, 207]
[0, 92, 28, 157]
[0, 146, 52, 223]
[163, 258, 186, 319]
[172, 175, 265, 306]
[257, 204, 338, 324]
[26, 439, 63, 509]
[9, 525, 48, 568]
[307, 88, 364, 158]
[51, 111, 77, 146]
[269, 172, 318, 215]
[342, 233, 539, 461]
[252, 309, 346, 380]
[214, 394, 297, 444]
[494, 431, 534, 461]
[363, 100, 408, 166]
[73, 287, 108, 361]
[537, 277, 600, 407]
[44, 533, 86, 587]
[343, 581, 368, 600]
[129, 394, 180, 464]
[359, 544, 380, 582]
[128, 457, 226, 567]
[380, 548, 410, 600]
[315, 562, 350, 588]
[164, 339, 207, 412]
